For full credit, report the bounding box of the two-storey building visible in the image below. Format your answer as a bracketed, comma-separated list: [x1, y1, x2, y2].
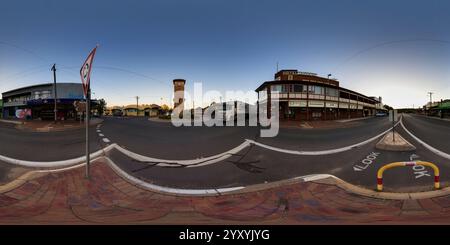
[255, 70, 378, 121]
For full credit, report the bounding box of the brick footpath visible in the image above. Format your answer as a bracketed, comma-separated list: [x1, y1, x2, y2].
[1, 160, 450, 224]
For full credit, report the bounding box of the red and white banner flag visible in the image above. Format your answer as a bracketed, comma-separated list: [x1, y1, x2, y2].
[80, 46, 97, 97]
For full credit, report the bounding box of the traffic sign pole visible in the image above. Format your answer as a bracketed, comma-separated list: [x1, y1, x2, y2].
[80, 46, 97, 179]
[85, 86, 90, 179]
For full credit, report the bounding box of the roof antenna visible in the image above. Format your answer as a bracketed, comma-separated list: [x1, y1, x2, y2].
[276, 61, 279, 72]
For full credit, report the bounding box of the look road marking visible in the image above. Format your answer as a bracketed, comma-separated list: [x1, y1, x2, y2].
[353, 152, 380, 171]
[409, 154, 430, 179]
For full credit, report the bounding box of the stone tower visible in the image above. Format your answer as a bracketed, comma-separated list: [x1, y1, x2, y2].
[173, 79, 186, 111]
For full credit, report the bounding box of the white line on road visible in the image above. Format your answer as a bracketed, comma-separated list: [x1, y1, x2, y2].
[0, 121, 401, 169]
[99, 133, 104, 137]
[114, 140, 252, 168]
[400, 117, 450, 160]
[105, 157, 244, 195]
[247, 121, 400, 156]
[0, 144, 117, 168]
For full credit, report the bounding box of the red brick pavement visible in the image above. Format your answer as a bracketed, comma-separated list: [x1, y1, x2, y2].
[1, 159, 450, 224]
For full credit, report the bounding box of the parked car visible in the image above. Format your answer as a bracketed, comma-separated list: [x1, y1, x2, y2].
[375, 112, 387, 117]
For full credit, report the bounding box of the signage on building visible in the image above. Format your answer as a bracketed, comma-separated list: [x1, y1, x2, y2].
[308, 101, 325, 108]
[326, 102, 338, 108]
[15, 109, 31, 119]
[288, 100, 307, 107]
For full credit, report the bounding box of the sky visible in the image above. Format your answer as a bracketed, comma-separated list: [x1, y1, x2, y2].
[1, 0, 449, 108]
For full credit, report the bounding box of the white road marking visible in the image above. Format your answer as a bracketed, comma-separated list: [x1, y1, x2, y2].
[0, 120, 401, 169]
[96, 130, 101, 133]
[293, 174, 334, 182]
[353, 152, 380, 172]
[114, 140, 251, 167]
[98, 133, 104, 137]
[408, 153, 430, 179]
[400, 117, 450, 160]
[0, 144, 117, 168]
[105, 157, 244, 195]
[247, 121, 400, 156]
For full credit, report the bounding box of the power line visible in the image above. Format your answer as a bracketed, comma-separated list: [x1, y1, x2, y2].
[0, 41, 51, 64]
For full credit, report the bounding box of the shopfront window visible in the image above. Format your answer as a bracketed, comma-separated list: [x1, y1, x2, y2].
[34, 90, 52, 99]
[271, 85, 282, 92]
[293, 84, 303, 92]
[310, 86, 324, 95]
[326, 88, 338, 97]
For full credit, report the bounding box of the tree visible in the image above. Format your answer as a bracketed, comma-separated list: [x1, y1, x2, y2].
[160, 104, 170, 111]
[383, 105, 393, 111]
[96, 99, 107, 116]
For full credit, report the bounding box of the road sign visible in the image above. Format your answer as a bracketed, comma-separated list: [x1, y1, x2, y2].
[80, 46, 98, 179]
[73, 101, 86, 112]
[80, 47, 97, 97]
[389, 109, 398, 122]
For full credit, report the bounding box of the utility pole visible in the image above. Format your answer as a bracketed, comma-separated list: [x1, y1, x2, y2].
[428, 92, 433, 115]
[51, 64, 57, 122]
[136, 96, 139, 116]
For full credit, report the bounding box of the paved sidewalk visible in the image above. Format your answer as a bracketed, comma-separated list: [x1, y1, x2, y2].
[280, 119, 361, 129]
[1, 159, 450, 224]
[0, 119, 23, 125]
[148, 117, 171, 123]
[14, 118, 103, 132]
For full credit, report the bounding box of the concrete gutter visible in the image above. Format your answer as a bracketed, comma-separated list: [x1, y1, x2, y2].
[313, 176, 450, 200]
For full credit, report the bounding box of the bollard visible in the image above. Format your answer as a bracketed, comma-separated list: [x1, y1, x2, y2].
[376, 161, 440, 191]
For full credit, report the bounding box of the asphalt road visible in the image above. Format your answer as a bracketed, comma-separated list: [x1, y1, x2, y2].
[100, 117, 260, 159]
[1, 114, 449, 192]
[103, 115, 450, 192]
[402, 113, 450, 153]
[0, 122, 102, 161]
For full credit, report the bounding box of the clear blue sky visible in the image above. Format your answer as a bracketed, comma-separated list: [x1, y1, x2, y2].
[1, 0, 449, 108]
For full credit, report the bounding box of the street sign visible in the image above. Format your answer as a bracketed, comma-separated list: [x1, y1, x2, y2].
[80, 46, 98, 180]
[80, 47, 97, 97]
[73, 101, 86, 112]
[389, 109, 398, 122]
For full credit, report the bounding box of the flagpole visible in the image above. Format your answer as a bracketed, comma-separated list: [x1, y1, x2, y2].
[86, 85, 91, 179]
